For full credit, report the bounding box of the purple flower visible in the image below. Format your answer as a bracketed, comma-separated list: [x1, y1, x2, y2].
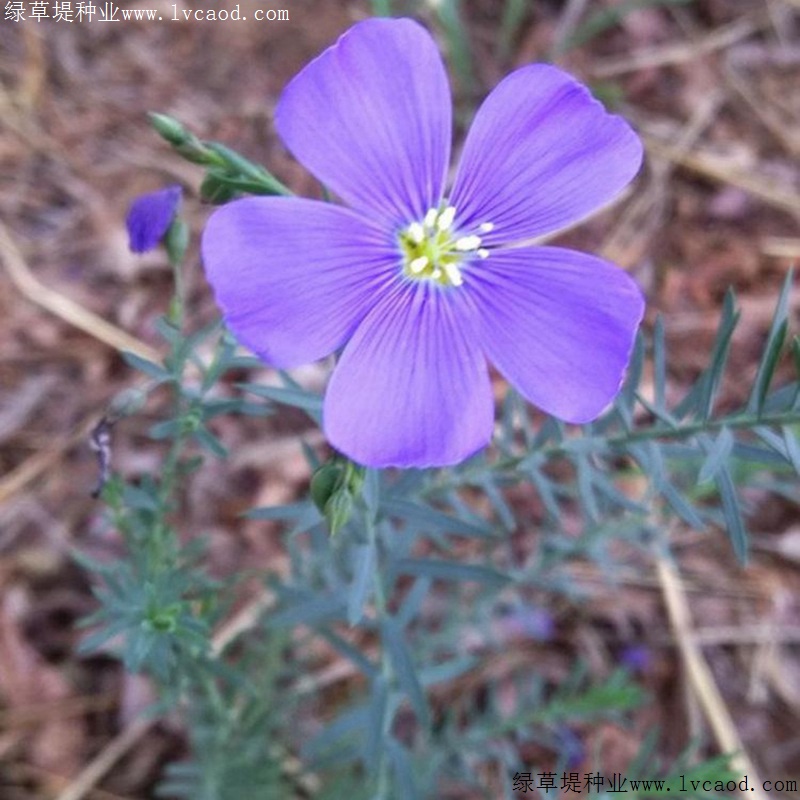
[202, 19, 645, 468]
[620, 644, 651, 673]
[126, 185, 182, 253]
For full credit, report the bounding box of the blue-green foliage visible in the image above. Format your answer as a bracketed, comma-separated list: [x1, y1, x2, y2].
[77, 109, 799, 798]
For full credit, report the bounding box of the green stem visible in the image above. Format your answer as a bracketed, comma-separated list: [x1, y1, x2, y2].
[366, 512, 392, 799]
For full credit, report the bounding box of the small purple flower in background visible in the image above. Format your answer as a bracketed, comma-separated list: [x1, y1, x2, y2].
[126, 185, 182, 253]
[202, 19, 645, 468]
[620, 643, 651, 674]
[498, 604, 555, 641]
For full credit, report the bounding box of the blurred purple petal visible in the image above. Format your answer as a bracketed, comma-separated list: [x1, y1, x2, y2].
[126, 185, 182, 253]
[275, 18, 451, 228]
[450, 65, 642, 246]
[202, 197, 398, 368]
[498, 605, 555, 641]
[470, 247, 644, 423]
[620, 644, 651, 673]
[324, 285, 494, 468]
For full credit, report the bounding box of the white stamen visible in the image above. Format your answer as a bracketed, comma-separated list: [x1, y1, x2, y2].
[477, 248, 489, 259]
[479, 222, 495, 233]
[437, 206, 456, 231]
[409, 256, 429, 274]
[443, 262, 463, 286]
[424, 208, 438, 229]
[454, 235, 482, 251]
[407, 222, 425, 243]
[432, 267, 443, 279]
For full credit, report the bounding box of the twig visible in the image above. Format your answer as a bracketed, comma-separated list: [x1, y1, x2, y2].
[0, 221, 160, 362]
[54, 715, 154, 800]
[642, 134, 800, 218]
[656, 556, 768, 798]
[589, 16, 763, 78]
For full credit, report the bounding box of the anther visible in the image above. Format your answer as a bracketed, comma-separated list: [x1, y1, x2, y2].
[477, 248, 489, 259]
[443, 262, 463, 286]
[423, 209, 438, 229]
[437, 206, 456, 231]
[454, 235, 482, 251]
[479, 222, 495, 233]
[407, 222, 425, 244]
[409, 256, 429, 274]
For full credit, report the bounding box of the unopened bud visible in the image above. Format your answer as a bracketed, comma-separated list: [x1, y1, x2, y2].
[310, 462, 345, 515]
[324, 488, 354, 537]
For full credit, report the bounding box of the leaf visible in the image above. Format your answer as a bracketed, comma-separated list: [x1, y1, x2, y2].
[237, 382, 322, 422]
[395, 577, 432, 628]
[381, 498, 494, 539]
[268, 592, 347, 628]
[697, 428, 734, 484]
[781, 426, 800, 475]
[193, 426, 228, 458]
[747, 269, 793, 416]
[392, 558, 511, 588]
[364, 676, 389, 774]
[576, 455, 600, 524]
[418, 656, 478, 687]
[714, 465, 748, 563]
[386, 738, 420, 800]
[674, 289, 739, 421]
[245, 501, 315, 520]
[121, 350, 170, 382]
[380, 618, 430, 729]
[653, 314, 667, 412]
[347, 542, 375, 626]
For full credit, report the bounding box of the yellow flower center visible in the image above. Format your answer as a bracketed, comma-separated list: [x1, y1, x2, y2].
[398, 205, 491, 288]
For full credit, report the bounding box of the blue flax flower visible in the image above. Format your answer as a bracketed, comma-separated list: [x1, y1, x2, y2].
[126, 185, 182, 253]
[202, 19, 645, 468]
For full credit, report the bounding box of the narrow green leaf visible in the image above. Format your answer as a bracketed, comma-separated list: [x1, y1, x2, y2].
[193, 426, 227, 458]
[478, 477, 516, 531]
[245, 501, 313, 521]
[653, 314, 667, 412]
[269, 592, 346, 628]
[386, 738, 420, 800]
[381, 618, 430, 728]
[747, 269, 793, 416]
[364, 676, 389, 774]
[393, 558, 511, 587]
[697, 428, 734, 484]
[396, 577, 432, 628]
[781, 426, 800, 475]
[674, 289, 738, 421]
[715, 466, 748, 563]
[381, 498, 493, 538]
[238, 382, 322, 418]
[576, 455, 599, 523]
[418, 655, 478, 687]
[121, 350, 170, 381]
[347, 542, 375, 626]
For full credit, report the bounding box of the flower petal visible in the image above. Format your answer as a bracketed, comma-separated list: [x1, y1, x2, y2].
[469, 247, 644, 422]
[450, 65, 642, 246]
[201, 197, 398, 368]
[275, 18, 451, 228]
[324, 284, 494, 468]
[126, 185, 181, 253]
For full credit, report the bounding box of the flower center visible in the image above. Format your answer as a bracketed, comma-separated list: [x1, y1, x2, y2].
[398, 205, 491, 288]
